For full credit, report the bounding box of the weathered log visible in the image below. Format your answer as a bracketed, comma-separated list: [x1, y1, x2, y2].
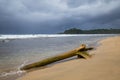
[76, 52, 92, 59]
[21, 44, 93, 70]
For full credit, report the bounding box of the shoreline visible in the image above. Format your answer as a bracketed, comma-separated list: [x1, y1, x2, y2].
[17, 36, 120, 80]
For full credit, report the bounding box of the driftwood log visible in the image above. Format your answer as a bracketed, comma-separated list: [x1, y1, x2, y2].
[21, 44, 93, 70]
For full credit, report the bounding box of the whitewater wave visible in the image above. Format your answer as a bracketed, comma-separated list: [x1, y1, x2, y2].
[0, 34, 113, 40]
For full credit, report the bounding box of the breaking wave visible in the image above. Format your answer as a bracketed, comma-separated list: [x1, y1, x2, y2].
[0, 34, 114, 40]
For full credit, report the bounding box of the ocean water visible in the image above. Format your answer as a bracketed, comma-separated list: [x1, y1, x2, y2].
[0, 34, 118, 80]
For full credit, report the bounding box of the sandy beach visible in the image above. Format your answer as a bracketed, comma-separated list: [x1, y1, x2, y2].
[18, 36, 120, 80]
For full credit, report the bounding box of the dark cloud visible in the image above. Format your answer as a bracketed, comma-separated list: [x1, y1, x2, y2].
[65, 0, 114, 8]
[0, 0, 120, 34]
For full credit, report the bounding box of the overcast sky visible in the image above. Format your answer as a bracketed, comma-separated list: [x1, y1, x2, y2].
[0, 0, 120, 34]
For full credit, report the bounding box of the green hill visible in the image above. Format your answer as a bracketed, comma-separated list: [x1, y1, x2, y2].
[60, 28, 120, 34]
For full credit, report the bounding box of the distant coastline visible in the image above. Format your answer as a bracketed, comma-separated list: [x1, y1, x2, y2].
[59, 28, 120, 34]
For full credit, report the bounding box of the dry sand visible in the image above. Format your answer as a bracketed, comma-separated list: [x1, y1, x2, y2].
[18, 36, 120, 80]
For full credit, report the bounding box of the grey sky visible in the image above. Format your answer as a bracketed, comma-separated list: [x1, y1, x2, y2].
[0, 0, 120, 34]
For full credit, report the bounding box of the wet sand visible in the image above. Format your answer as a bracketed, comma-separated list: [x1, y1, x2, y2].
[18, 36, 120, 80]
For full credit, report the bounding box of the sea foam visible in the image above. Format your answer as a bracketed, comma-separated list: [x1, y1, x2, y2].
[0, 34, 111, 40]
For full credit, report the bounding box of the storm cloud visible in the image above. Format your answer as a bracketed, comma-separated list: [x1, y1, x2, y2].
[0, 0, 120, 34]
